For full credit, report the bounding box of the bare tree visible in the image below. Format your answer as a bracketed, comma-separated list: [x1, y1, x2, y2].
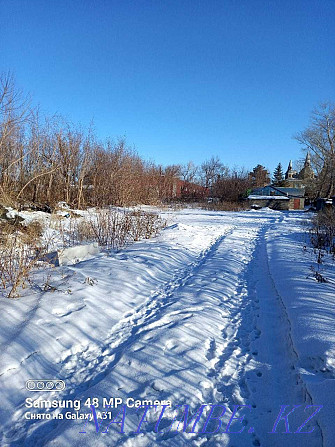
[294, 103, 335, 198]
[200, 156, 228, 190]
[180, 161, 198, 183]
[0, 72, 31, 148]
[213, 167, 251, 201]
[0, 72, 31, 202]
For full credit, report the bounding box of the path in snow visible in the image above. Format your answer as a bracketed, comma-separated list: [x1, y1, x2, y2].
[229, 218, 323, 447]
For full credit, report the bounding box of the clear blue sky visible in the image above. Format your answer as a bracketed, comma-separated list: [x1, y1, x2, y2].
[1, 0, 334, 173]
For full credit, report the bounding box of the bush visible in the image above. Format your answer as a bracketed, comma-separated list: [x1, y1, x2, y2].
[76, 208, 166, 250]
[0, 225, 43, 298]
[310, 208, 335, 254]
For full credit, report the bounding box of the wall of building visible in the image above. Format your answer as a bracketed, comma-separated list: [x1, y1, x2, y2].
[249, 199, 290, 210]
[249, 198, 304, 210]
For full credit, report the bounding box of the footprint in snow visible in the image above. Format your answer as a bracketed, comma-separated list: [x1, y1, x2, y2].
[205, 338, 217, 361]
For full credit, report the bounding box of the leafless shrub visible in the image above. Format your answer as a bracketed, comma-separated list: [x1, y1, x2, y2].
[76, 208, 166, 250]
[308, 208, 335, 284]
[76, 209, 126, 249]
[310, 208, 335, 254]
[128, 210, 166, 241]
[0, 225, 43, 298]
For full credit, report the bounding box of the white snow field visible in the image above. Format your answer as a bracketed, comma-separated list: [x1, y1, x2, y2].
[0, 208, 334, 447]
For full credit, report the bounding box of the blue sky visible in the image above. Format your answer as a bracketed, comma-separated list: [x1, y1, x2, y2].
[1, 0, 334, 173]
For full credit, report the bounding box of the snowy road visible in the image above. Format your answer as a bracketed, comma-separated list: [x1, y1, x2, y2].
[1, 208, 334, 446]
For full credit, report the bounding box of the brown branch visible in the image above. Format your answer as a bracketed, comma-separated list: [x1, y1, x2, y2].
[16, 165, 60, 200]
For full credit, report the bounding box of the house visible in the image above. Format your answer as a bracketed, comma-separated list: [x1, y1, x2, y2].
[248, 185, 305, 210]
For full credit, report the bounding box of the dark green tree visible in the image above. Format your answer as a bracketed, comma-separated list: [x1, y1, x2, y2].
[272, 163, 284, 186]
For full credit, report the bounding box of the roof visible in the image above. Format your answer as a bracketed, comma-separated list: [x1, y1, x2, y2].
[250, 185, 304, 198]
[248, 195, 289, 200]
[274, 187, 305, 197]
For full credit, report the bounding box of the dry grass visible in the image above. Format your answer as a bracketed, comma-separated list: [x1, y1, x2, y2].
[0, 220, 45, 298]
[0, 192, 18, 209]
[202, 201, 250, 212]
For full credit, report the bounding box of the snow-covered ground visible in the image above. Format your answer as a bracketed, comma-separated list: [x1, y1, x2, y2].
[0, 208, 334, 447]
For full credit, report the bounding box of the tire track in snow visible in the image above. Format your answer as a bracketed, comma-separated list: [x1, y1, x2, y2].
[183, 223, 267, 447]
[263, 218, 325, 447]
[228, 215, 323, 447]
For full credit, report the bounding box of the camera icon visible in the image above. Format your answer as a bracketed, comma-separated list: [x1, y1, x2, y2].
[26, 379, 65, 392]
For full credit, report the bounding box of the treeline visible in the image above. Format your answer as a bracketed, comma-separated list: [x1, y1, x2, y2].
[0, 73, 187, 208]
[1, 73, 274, 209]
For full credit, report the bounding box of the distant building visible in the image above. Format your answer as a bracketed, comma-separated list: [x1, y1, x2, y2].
[284, 152, 315, 188]
[247, 153, 316, 210]
[172, 178, 208, 201]
[248, 185, 305, 210]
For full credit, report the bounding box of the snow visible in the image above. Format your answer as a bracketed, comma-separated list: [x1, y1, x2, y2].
[248, 195, 289, 200]
[57, 243, 100, 266]
[0, 208, 334, 446]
